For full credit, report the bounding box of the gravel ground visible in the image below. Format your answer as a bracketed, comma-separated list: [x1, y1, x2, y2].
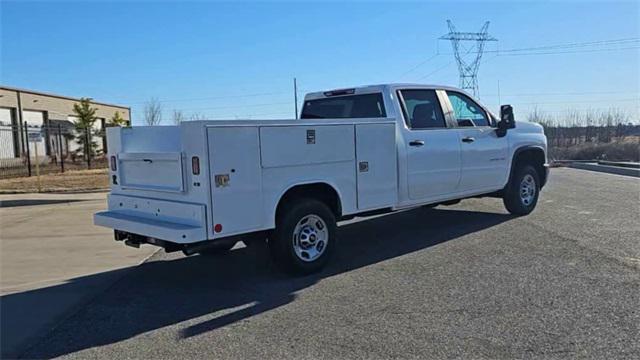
[21, 168, 640, 359]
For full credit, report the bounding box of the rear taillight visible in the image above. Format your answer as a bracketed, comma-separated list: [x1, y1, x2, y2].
[192, 156, 200, 175]
[110, 156, 117, 171]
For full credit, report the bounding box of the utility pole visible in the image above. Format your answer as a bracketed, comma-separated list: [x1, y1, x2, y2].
[440, 20, 497, 97]
[293, 77, 299, 119]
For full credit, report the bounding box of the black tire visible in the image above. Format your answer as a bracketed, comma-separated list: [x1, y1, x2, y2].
[503, 164, 540, 215]
[269, 198, 336, 275]
[198, 241, 237, 256]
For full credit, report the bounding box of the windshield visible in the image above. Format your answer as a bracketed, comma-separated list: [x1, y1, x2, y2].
[300, 93, 386, 119]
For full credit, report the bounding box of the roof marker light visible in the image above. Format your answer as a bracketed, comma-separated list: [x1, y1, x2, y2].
[323, 88, 355, 97]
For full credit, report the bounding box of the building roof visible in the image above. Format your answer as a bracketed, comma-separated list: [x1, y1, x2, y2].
[0, 85, 130, 110]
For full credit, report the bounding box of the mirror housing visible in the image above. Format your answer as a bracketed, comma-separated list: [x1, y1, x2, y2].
[497, 105, 515, 137]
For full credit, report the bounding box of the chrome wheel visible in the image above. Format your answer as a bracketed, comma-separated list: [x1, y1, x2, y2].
[519, 174, 536, 206]
[292, 214, 328, 262]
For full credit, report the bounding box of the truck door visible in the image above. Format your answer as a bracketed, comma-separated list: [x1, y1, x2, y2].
[444, 91, 508, 192]
[398, 89, 461, 200]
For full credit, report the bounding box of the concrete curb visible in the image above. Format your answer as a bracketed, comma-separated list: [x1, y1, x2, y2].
[568, 162, 640, 178]
[597, 160, 640, 169]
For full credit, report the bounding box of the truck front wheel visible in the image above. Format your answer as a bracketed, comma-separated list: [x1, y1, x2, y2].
[503, 165, 540, 215]
[270, 199, 336, 274]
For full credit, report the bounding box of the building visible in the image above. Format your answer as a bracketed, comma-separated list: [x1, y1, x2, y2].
[0, 86, 130, 162]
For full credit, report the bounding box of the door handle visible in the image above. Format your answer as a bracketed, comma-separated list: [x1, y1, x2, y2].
[461, 137, 475, 143]
[409, 140, 425, 147]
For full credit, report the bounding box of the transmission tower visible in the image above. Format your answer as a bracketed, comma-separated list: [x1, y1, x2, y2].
[440, 20, 497, 97]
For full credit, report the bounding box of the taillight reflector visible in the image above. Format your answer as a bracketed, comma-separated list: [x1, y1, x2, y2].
[192, 156, 200, 175]
[110, 156, 117, 171]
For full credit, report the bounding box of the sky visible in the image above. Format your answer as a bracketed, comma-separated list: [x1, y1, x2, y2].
[1, 0, 638, 125]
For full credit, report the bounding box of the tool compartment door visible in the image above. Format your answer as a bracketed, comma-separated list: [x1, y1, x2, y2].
[355, 123, 397, 210]
[118, 152, 184, 192]
[207, 127, 263, 236]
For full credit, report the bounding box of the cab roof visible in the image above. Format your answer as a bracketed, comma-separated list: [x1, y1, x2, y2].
[303, 83, 467, 101]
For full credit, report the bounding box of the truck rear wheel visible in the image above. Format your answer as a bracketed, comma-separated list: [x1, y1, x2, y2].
[503, 165, 540, 215]
[270, 199, 336, 275]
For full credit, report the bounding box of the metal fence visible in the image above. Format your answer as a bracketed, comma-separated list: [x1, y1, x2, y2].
[0, 122, 107, 179]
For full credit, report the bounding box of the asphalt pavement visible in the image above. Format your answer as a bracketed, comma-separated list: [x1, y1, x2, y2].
[0, 192, 157, 358]
[14, 168, 640, 359]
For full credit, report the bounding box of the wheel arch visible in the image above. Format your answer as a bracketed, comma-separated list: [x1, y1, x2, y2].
[274, 182, 343, 224]
[507, 146, 548, 189]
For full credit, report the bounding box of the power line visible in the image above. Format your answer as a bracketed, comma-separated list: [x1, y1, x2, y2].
[437, 38, 639, 56]
[413, 37, 638, 84]
[394, 53, 440, 81]
[512, 108, 640, 116]
[126, 91, 290, 105]
[416, 60, 456, 80]
[160, 101, 290, 112]
[483, 90, 640, 97]
[186, 111, 292, 120]
[417, 46, 482, 80]
[497, 46, 640, 56]
[504, 98, 639, 105]
[417, 51, 500, 83]
[494, 37, 639, 53]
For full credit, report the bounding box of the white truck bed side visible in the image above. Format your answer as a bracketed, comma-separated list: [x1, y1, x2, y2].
[95, 118, 397, 243]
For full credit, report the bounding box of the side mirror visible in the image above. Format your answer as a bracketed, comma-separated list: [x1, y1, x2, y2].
[497, 105, 515, 137]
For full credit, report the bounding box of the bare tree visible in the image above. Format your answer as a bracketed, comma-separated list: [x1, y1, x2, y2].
[190, 112, 206, 121]
[144, 97, 162, 126]
[172, 109, 185, 124]
[527, 106, 553, 126]
[529, 107, 636, 158]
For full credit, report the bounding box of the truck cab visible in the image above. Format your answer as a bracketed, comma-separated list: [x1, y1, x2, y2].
[95, 84, 548, 274]
[301, 84, 547, 207]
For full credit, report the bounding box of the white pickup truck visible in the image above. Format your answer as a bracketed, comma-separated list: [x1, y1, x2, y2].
[95, 84, 548, 274]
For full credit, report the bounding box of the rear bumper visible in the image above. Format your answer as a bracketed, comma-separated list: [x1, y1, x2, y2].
[94, 211, 206, 244]
[93, 194, 208, 244]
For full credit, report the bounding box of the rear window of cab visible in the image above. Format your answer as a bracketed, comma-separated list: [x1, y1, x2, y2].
[300, 93, 386, 119]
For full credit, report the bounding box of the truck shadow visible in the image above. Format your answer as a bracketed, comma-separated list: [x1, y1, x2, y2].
[9, 206, 514, 358]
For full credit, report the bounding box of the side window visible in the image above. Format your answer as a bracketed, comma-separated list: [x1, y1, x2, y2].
[399, 90, 446, 130]
[446, 92, 490, 127]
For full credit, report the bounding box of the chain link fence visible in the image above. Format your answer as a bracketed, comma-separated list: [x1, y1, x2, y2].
[0, 122, 107, 179]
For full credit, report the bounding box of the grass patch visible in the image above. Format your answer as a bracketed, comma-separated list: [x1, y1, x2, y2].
[0, 168, 109, 193]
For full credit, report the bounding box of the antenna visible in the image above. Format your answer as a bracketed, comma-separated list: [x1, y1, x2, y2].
[440, 20, 497, 97]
